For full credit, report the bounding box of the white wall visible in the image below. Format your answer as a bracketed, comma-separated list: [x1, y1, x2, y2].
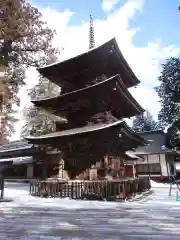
[159, 154, 168, 176]
[176, 163, 180, 171]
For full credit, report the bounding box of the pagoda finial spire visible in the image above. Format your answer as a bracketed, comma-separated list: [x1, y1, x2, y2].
[89, 14, 95, 49]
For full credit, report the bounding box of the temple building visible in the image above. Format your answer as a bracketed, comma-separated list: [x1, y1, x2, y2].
[131, 130, 179, 181]
[26, 38, 147, 180]
[0, 141, 43, 179]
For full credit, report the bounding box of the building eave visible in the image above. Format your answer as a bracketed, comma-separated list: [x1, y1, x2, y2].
[138, 130, 165, 135]
[134, 149, 178, 156]
[0, 156, 35, 165]
[125, 151, 140, 159]
[0, 141, 43, 158]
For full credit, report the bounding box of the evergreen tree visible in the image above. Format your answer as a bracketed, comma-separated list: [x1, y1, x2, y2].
[132, 110, 162, 132]
[155, 57, 180, 126]
[0, 0, 58, 140]
[21, 54, 62, 138]
[155, 57, 180, 148]
[89, 14, 95, 49]
[166, 119, 180, 149]
[132, 113, 145, 132]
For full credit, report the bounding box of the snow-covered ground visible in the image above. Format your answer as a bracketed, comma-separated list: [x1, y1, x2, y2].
[0, 181, 180, 239]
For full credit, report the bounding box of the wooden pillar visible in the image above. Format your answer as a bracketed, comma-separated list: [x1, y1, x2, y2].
[132, 164, 136, 178]
[42, 158, 48, 180]
[0, 173, 4, 199]
[147, 155, 150, 178]
[165, 154, 169, 179]
[120, 158, 125, 177]
[58, 159, 64, 179]
[89, 168, 97, 180]
[158, 154, 162, 179]
[135, 160, 138, 177]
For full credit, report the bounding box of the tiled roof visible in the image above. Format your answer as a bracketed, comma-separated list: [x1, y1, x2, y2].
[0, 141, 34, 153]
[134, 131, 175, 155]
[0, 156, 34, 165]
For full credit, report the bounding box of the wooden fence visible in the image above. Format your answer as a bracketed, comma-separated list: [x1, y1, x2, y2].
[29, 177, 151, 201]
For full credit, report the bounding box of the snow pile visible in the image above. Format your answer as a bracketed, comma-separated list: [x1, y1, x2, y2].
[2, 181, 179, 211]
[150, 180, 169, 188]
[3, 182, 120, 210]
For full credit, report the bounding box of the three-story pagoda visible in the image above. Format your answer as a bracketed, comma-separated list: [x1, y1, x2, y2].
[27, 38, 146, 180]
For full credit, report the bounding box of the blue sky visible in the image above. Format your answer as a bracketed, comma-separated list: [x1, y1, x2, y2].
[33, 0, 180, 47]
[131, 0, 180, 47]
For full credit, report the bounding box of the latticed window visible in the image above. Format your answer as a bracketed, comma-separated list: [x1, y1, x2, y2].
[149, 164, 161, 174]
[137, 164, 148, 173]
[137, 164, 161, 174]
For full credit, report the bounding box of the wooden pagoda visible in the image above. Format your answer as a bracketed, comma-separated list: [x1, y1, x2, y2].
[27, 38, 146, 181]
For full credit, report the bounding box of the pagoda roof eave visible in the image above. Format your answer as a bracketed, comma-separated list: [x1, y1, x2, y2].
[39, 108, 67, 123]
[112, 38, 140, 86]
[37, 38, 140, 88]
[26, 120, 124, 142]
[32, 74, 118, 103]
[32, 74, 144, 118]
[121, 121, 147, 146]
[26, 120, 146, 148]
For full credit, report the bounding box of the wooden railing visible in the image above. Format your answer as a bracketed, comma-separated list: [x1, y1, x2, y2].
[29, 177, 151, 201]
